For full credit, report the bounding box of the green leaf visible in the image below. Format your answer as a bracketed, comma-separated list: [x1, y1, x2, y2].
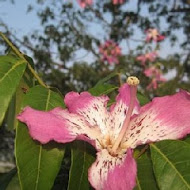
[14, 67, 35, 128]
[137, 93, 150, 106]
[95, 71, 118, 85]
[6, 174, 20, 190]
[23, 54, 35, 69]
[0, 55, 27, 125]
[150, 140, 190, 190]
[184, 135, 190, 144]
[89, 71, 119, 96]
[89, 83, 118, 96]
[15, 85, 65, 190]
[5, 66, 35, 130]
[134, 152, 159, 190]
[68, 141, 95, 190]
[0, 168, 17, 190]
[5, 94, 16, 130]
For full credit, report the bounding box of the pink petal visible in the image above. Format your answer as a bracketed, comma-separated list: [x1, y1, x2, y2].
[77, 0, 86, 8]
[64, 91, 110, 135]
[146, 36, 151, 42]
[159, 76, 166, 82]
[157, 35, 165, 42]
[136, 55, 146, 65]
[17, 106, 101, 146]
[136, 55, 144, 61]
[88, 149, 137, 190]
[111, 84, 140, 113]
[99, 40, 121, 65]
[144, 68, 152, 77]
[112, 0, 124, 4]
[124, 90, 190, 148]
[112, 0, 118, 4]
[147, 52, 157, 62]
[110, 84, 140, 138]
[77, 0, 93, 8]
[152, 79, 158, 89]
[146, 81, 156, 90]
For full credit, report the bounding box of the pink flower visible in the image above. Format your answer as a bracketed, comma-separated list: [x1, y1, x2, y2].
[146, 28, 165, 42]
[99, 40, 122, 65]
[144, 66, 166, 90]
[77, 0, 93, 8]
[17, 76, 190, 190]
[136, 52, 158, 65]
[112, 0, 124, 5]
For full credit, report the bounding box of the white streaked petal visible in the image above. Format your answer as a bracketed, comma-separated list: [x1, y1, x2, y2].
[110, 100, 139, 139]
[88, 149, 137, 190]
[88, 149, 126, 190]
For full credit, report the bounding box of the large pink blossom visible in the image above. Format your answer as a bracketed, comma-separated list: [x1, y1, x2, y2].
[136, 52, 158, 65]
[146, 28, 165, 42]
[77, 0, 93, 8]
[112, 0, 124, 5]
[99, 40, 121, 65]
[17, 76, 190, 190]
[144, 66, 166, 90]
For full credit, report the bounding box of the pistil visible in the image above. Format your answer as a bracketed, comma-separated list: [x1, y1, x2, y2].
[111, 76, 139, 155]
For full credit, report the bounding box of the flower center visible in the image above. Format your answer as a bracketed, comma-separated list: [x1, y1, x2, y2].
[109, 76, 139, 156]
[99, 134, 128, 157]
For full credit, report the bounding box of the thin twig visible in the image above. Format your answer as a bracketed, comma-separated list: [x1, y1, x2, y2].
[0, 32, 47, 88]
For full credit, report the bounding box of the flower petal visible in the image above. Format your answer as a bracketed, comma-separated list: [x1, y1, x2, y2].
[64, 91, 110, 135]
[124, 90, 190, 148]
[136, 55, 146, 65]
[17, 106, 101, 146]
[110, 84, 140, 138]
[112, 84, 140, 112]
[88, 149, 137, 190]
[157, 35, 165, 42]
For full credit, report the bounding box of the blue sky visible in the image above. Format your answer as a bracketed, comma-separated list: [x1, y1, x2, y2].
[0, 0, 41, 36]
[0, 0, 185, 60]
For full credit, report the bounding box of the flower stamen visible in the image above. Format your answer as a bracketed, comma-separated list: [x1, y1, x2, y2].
[110, 76, 139, 155]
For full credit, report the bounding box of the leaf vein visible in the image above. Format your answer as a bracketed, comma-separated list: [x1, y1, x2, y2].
[151, 144, 190, 189]
[0, 60, 25, 84]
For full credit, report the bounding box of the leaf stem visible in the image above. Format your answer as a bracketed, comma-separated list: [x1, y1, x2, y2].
[0, 32, 47, 88]
[117, 72, 122, 86]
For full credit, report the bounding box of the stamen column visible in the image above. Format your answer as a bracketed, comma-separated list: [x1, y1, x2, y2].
[111, 76, 139, 154]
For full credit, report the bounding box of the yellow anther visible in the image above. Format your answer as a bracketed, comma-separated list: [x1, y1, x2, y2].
[127, 76, 140, 86]
[120, 142, 129, 149]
